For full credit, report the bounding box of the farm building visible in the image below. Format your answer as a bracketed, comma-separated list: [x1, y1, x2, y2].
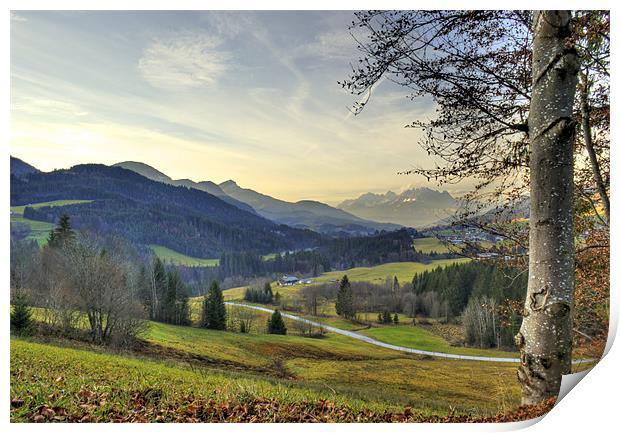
[278, 275, 300, 286]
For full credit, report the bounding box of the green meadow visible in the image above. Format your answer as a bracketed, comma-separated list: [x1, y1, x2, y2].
[149, 245, 219, 267]
[311, 259, 470, 286]
[10, 200, 93, 246]
[11, 318, 522, 422]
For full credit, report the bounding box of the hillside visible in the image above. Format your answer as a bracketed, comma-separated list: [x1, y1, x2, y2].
[10, 156, 40, 177]
[10, 164, 322, 258]
[337, 188, 459, 228]
[10, 199, 93, 246]
[114, 161, 395, 234]
[113, 161, 256, 214]
[219, 180, 400, 235]
[11, 315, 523, 422]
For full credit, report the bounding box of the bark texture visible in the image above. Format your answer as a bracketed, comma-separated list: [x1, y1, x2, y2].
[515, 11, 579, 405]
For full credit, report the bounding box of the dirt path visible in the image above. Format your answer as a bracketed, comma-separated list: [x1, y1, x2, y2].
[226, 302, 594, 366]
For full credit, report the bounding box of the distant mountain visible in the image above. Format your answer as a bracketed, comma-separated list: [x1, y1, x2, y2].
[11, 164, 322, 258]
[112, 161, 171, 183]
[10, 156, 39, 177]
[219, 180, 400, 235]
[113, 161, 255, 214]
[337, 187, 459, 228]
[476, 196, 530, 223]
[114, 161, 398, 235]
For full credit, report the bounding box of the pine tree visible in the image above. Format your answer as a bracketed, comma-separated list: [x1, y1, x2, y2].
[11, 293, 33, 336]
[383, 310, 392, 324]
[202, 280, 227, 330]
[335, 275, 355, 319]
[163, 269, 180, 324]
[274, 291, 281, 305]
[174, 276, 190, 326]
[47, 213, 75, 248]
[393, 312, 399, 325]
[152, 257, 167, 322]
[392, 276, 402, 311]
[267, 309, 287, 335]
[264, 282, 273, 303]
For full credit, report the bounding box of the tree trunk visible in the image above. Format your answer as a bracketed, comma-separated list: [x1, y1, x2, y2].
[516, 10, 579, 406]
[580, 73, 610, 224]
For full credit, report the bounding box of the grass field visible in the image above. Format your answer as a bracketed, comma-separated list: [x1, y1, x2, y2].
[9, 338, 399, 422]
[215, 301, 519, 359]
[413, 237, 456, 254]
[10, 200, 94, 246]
[359, 326, 517, 358]
[221, 259, 471, 302]
[311, 259, 470, 286]
[11, 316, 522, 421]
[414, 237, 495, 254]
[149, 245, 219, 267]
[10, 199, 94, 215]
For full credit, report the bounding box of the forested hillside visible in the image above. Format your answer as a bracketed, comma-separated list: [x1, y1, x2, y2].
[11, 164, 323, 257]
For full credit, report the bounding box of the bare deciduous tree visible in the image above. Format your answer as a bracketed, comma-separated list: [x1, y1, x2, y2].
[63, 233, 146, 344]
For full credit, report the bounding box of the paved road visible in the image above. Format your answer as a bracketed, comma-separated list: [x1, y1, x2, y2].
[226, 302, 594, 366]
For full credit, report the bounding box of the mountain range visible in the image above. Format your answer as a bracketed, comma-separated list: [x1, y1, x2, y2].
[218, 179, 399, 235]
[10, 159, 322, 258]
[112, 162, 256, 214]
[337, 188, 459, 228]
[11, 156, 459, 258]
[114, 161, 399, 235]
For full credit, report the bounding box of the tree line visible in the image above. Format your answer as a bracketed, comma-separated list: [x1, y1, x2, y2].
[186, 228, 455, 293]
[10, 215, 290, 344]
[10, 215, 147, 345]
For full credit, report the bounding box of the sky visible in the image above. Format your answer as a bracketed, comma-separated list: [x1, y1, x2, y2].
[10, 10, 462, 205]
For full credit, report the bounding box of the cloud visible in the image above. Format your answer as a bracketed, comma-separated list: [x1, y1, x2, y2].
[11, 97, 89, 118]
[294, 30, 357, 60]
[138, 34, 231, 90]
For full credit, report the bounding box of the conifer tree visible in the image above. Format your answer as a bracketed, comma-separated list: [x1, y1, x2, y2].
[335, 275, 355, 319]
[202, 280, 227, 330]
[393, 312, 399, 325]
[383, 310, 392, 324]
[10, 293, 33, 336]
[173, 274, 190, 326]
[152, 257, 167, 322]
[163, 269, 180, 324]
[47, 213, 75, 248]
[264, 282, 273, 303]
[393, 276, 400, 293]
[267, 309, 287, 335]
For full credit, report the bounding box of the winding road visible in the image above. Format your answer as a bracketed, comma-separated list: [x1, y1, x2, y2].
[225, 302, 594, 366]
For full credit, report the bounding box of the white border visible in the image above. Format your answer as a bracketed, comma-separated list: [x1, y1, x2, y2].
[2, 1, 617, 431]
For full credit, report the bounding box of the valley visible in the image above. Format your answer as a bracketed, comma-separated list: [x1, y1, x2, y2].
[9, 156, 604, 423]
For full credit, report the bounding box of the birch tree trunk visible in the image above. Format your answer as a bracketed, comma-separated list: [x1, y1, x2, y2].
[515, 10, 580, 405]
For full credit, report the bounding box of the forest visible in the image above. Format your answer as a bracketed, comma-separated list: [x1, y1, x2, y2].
[11, 164, 322, 257]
